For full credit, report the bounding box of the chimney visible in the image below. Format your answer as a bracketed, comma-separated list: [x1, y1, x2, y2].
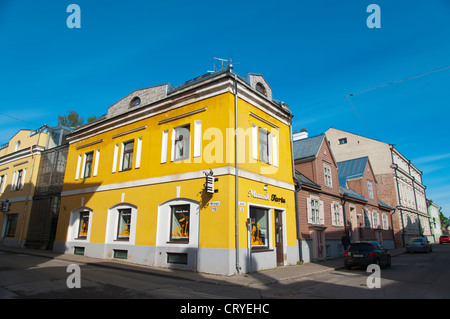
[293, 128, 308, 141]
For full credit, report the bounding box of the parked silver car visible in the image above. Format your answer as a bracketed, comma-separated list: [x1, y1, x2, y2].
[406, 237, 432, 253]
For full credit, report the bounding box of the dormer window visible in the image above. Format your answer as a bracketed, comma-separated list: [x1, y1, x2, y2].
[129, 97, 141, 108]
[15, 141, 20, 151]
[255, 82, 267, 96]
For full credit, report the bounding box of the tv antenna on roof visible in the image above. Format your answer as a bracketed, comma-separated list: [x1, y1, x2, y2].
[207, 57, 239, 73]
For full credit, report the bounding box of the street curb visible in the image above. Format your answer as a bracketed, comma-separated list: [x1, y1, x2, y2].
[0, 245, 408, 287]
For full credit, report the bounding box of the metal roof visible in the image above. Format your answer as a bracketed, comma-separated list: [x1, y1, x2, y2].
[337, 156, 369, 187]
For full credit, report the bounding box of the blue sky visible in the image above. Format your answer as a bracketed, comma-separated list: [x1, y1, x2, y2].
[1, 1, 449, 217]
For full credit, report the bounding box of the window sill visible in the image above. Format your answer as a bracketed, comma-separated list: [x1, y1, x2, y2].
[114, 238, 130, 242]
[251, 247, 273, 253]
[166, 240, 189, 244]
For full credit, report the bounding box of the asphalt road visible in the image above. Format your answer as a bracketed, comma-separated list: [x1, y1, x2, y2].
[1, 244, 450, 300]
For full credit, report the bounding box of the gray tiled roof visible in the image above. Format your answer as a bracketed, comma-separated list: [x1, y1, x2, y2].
[292, 134, 325, 161]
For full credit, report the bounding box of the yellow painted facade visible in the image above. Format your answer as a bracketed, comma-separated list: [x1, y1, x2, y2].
[54, 69, 298, 275]
[0, 128, 48, 246]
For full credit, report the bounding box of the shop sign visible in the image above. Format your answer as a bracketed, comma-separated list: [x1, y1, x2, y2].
[271, 194, 286, 204]
[248, 189, 286, 204]
[248, 189, 270, 201]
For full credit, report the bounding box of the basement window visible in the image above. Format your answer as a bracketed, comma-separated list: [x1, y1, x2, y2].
[113, 249, 128, 259]
[74, 247, 85, 255]
[167, 252, 188, 265]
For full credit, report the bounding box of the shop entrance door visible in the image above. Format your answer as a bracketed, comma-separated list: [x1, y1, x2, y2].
[275, 210, 284, 266]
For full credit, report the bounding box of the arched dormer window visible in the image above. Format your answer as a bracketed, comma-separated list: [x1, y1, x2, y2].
[129, 97, 141, 108]
[255, 82, 267, 96]
[15, 141, 21, 152]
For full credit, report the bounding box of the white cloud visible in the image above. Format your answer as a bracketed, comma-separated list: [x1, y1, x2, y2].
[412, 153, 450, 165]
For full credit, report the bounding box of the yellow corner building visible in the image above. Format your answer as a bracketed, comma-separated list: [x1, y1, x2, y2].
[54, 67, 299, 275]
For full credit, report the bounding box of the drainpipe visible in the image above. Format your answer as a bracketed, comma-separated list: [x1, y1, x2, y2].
[342, 194, 349, 237]
[294, 179, 303, 263]
[390, 145, 405, 247]
[231, 65, 241, 274]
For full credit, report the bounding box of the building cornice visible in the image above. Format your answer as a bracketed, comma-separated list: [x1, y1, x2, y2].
[66, 71, 292, 145]
[0, 145, 44, 167]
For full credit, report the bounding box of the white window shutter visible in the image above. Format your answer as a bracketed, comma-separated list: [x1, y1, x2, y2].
[319, 200, 325, 225]
[80, 153, 86, 178]
[75, 154, 82, 180]
[161, 130, 168, 163]
[2, 174, 7, 193]
[135, 137, 142, 168]
[252, 124, 258, 160]
[272, 134, 278, 167]
[20, 168, 26, 189]
[268, 132, 273, 165]
[118, 143, 125, 171]
[112, 144, 119, 173]
[330, 203, 336, 226]
[194, 120, 202, 158]
[170, 128, 176, 162]
[307, 198, 313, 224]
[339, 205, 344, 227]
[93, 149, 100, 177]
[11, 172, 16, 191]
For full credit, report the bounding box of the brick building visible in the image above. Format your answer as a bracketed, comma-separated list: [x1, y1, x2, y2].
[337, 156, 395, 249]
[325, 128, 431, 247]
[293, 132, 394, 263]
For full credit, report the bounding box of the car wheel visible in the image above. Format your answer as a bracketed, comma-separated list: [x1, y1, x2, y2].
[386, 256, 391, 267]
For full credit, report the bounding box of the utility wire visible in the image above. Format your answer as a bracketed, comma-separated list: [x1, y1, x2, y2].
[0, 112, 39, 127]
[344, 64, 450, 139]
[348, 65, 450, 97]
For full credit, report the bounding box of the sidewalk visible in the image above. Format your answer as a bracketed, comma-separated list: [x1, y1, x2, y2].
[0, 245, 406, 288]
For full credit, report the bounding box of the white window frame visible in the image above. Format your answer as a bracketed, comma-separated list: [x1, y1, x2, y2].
[307, 197, 324, 225]
[171, 124, 191, 162]
[331, 202, 343, 227]
[324, 162, 332, 188]
[67, 207, 93, 242]
[105, 203, 137, 245]
[368, 181, 374, 199]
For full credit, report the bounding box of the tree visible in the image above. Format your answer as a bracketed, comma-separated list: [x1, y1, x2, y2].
[440, 210, 449, 226]
[58, 110, 96, 128]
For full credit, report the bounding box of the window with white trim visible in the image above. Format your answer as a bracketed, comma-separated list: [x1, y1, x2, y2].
[4, 214, 18, 237]
[324, 162, 332, 188]
[250, 206, 269, 249]
[372, 210, 379, 229]
[307, 197, 324, 225]
[172, 124, 190, 161]
[12, 169, 25, 191]
[382, 214, 389, 230]
[105, 204, 137, 245]
[117, 208, 131, 240]
[121, 140, 134, 171]
[170, 204, 190, 243]
[77, 211, 90, 239]
[331, 203, 343, 226]
[83, 151, 94, 178]
[259, 128, 270, 164]
[363, 209, 371, 228]
[368, 181, 374, 199]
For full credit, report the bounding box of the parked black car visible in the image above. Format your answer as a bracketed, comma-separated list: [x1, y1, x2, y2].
[344, 241, 391, 269]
